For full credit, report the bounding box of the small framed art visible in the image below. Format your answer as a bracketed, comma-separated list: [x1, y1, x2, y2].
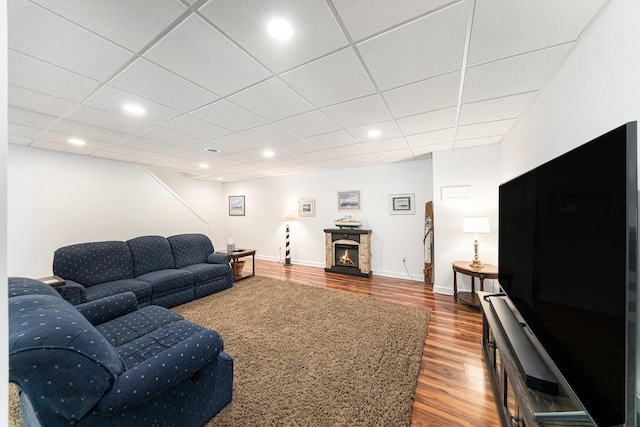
[389, 193, 415, 215]
[229, 195, 245, 216]
[298, 199, 315, 217]
[338, 190, 361, 211]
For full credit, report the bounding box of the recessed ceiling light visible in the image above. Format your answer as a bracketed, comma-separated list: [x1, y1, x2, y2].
[216, 177, 224, 181]
[368, 129, 382, 138]
[263, 149, 275, 158]
[199, 163, 210, 169]
[267, 18, 293, 40]
[68, 138, 86, 146]
[123, 104, 145, 115]
[204, 147, 222, 153]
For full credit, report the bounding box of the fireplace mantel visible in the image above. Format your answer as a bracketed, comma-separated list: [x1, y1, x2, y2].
[324, 228, 372, 277]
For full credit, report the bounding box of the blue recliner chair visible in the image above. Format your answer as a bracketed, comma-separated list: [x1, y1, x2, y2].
[8, 277, 233, 426]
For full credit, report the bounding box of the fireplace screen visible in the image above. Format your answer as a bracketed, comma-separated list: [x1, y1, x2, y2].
[335, 244, 359, 268]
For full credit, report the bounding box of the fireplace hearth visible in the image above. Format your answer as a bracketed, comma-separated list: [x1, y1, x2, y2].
[324, 228, 372, 277]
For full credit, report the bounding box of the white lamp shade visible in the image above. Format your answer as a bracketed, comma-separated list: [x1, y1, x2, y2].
[463, 217, 490, 234]
[282, 212, 295, 222]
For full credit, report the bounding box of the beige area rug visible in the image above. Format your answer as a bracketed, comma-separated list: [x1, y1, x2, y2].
[10, 276, 430, 427]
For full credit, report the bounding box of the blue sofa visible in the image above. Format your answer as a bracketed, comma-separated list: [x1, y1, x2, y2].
[9, 277, 233, 427]
[52, 233, 233, 307]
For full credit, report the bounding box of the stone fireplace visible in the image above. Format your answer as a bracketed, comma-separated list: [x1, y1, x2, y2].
[324, 228, 372, 277]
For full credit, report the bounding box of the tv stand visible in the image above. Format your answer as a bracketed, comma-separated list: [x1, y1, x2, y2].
[479, 292, 595, 426]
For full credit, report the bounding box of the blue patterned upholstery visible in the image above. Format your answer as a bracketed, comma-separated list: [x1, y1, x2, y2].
[51, 234, 233, 308]
[9, 277, 233, 427]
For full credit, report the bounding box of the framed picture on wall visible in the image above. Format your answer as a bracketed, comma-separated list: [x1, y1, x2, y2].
[229, 195, 245, 216]
[338, 190, 361, 211]
[298, 199, 315, 217]
[389, 193, 415, 214]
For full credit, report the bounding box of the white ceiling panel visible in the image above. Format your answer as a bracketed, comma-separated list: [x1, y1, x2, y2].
[191, 100, 267, 132]
[200, 0, 348, 73]
[84, 85, 182, 126]
[8, 85, 76, 118]
[229, 78, 314, 122]
[383, 71, 461, 118]
[8, 0, 133, 82]
[396, 107, 457, 136]
[8, 107, 58, 130]
[361, 137, 409, 153]
[91, 150, 144, 163]
[357, 2, 469, 91]
[161, 115, 230, 140]
[8, 123, 43, 139]
[458, 92, 538, 126]
[346, 120, 402, 142]
[321, 94, 391, 128]
[305, 130, 358, 149]
[66, 105, 155, 135]
[139, 126, 204, 147]
[210, 134, 266, 152]
[144, 14, 270, 96]
[109, 59, 219, 113]
[455, 135, 502, 148]
[275, 111, 339, 139]
[405, 128, 455, 147]
[119, 136, 177, 154]
[467, 0, 607, 66]
[9, 50, 100, 102]
[274, 140, 322, 155]
[456, 119, 517, 140]
[8, 135, 35, 146]
[51, 120, 129, 144]
[374, 149, 414, 162]
[38, 130, 112, 150]
[280, 48, 375, 107]
[462, 44, 572, 104]
[29, 0, 187, 52]
[332, 0, 455, 41]
[240, 123, 300, 145]
[32, 139, 97, 155]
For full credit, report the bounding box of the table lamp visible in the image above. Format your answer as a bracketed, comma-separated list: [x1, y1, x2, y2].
[463, 216, 490, 270]
[282, 212, 295, 266]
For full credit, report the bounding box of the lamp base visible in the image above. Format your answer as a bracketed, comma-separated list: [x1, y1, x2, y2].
[470, 259, 484, 270]
[284, 257, 292, 267]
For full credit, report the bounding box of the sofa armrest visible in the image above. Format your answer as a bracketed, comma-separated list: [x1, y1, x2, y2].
[76, 292, 139, 326]
[208, 253, 231, 264]
[96, 330, 224, 413]
[54, 280, 86, 305]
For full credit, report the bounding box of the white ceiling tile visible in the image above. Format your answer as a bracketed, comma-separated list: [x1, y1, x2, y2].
[220, 152, 263, 164]
[374, 149, 415, 162]
[456, 119, 517, 141]
[8, 107, 58, 129]
[9, 0, 133, 81]
[185, 141, 238, 155]
[361, 137, 408, 153]
[51, 120, 129, 143]
[280, 48, 375, 107]
[275, 111, 339, 138]
[455, 135, 503, 148]
[229, 78, 314, 121]
[139, 126, 204, 147]
[333, 0, 454, 41]
[91, 150, 144, 163]
[347, 120, 401, 142]
[144, 14, 270, 96]
[383, 71, 461, 118]
[357, 2, 469, 90]
[66, 105, 155, 135]
[396, 107, 457, 135]
[462, 45, 572, 104]
[411, 141, 453, 156]
[8, 123, 43, 139]
[120, 136, 176, 154]
[84, 85, 182, 126]
[9, 50, 100, 102]
[245, 146, 296, 159]
[30, 0, 187, 52]
[145, 152, 192, 164]
[210, 134, 266, 152]
[39, 130, 112, 150]
[305, 130, 358, 149]
[200, 0, 348, 73]
[295, 149, 338, 162]
[458, 92, 537, 126]
[109, 59, 219, 113]
[191, 100, 267, 132]
[321, 94, 391, 128]
[8, 135, 34, 146]
[100, 144, 156, 158]
[275, 140, 321, 155]
[136, 158, 182, 168]
[8, 85, 77, 117]
[468, 0, 607, 65]
[405, 128, 455, 147]
[240, 123, 300, 145]
[32, 139, 97, 155]
[161, 115, 230, 140]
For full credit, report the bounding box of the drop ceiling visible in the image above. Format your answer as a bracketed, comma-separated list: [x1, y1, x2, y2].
[7, 0, 608, 182]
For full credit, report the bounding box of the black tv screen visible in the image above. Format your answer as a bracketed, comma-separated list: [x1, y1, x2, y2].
[499, 122, 637, 427]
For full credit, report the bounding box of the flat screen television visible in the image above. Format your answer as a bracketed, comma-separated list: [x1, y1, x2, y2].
[499, 121, 637, 427]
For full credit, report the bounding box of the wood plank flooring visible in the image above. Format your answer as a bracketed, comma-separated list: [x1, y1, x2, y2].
[250, 259, 500, 426]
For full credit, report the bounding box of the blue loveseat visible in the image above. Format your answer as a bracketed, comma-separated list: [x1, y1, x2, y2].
[52, 233, 233, 307]
[9, 277, 233, 427]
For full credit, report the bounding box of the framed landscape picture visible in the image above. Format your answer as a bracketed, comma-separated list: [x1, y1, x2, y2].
[389, 193, 415, 215]
[298, 199, 315, 217]
[229, 195, 245, 216]
[338, 190, 361, 211]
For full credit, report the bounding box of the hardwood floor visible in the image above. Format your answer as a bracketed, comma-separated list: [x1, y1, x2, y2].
[251, 259, 500, 426]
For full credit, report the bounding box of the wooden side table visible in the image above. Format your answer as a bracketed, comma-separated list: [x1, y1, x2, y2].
[217, 249, 256, 281]
[37, 275, 65, 287]
[452, 261, 499, 308]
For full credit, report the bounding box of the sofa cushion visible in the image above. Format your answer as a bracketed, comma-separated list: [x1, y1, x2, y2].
[84, 278, 152, 305]
[168, 233, 215, 268]
[53, 241, 134, 286]
[96, 305, 184, 347]
[127, 235, 176, 277]
[8, 277, 60, 298]
[182, 263, 231, 283]
[136, 269, 193, 296]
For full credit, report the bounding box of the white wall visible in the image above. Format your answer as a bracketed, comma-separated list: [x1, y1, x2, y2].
[8, 145, 224, 278]
[431, 144, 501, 295]
[222, 159, 433, 280]
[1, 0, 9, 421]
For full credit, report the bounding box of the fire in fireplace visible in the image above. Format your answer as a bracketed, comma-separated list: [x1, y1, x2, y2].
[335, 244, 359, 268]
